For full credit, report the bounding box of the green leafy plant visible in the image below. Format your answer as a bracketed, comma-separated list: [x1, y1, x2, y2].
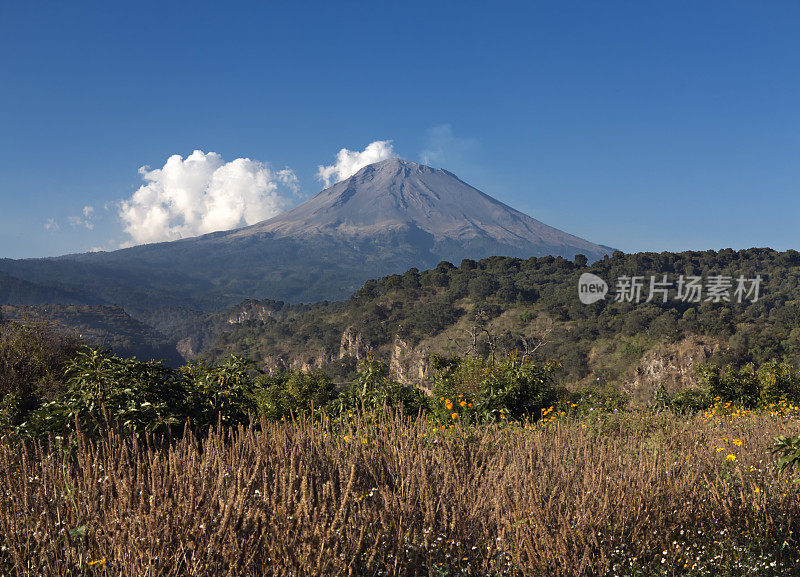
[430, 353, 562, 424]
[772, 434, 800, 479]
[21, 348, 186, 436]
[669, 387, 712, 413]
[18, 350, 265, 437]
[256, 369, 336, 420]
[331, 353, 426, 417]
[182, 355, 260, 430]
[697, 363, 760, 407]
[651, 384, 711, 413]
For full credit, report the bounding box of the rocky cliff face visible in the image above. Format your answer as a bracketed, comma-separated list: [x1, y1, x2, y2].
[622, 335, 724, 405]
[226, 300, 284, 324]
[230, 318, 725, 406]
[250, 326, 434, 387]
[339, 327, 366, 360]
[389, 338, 432, 392]
[176, 335, 202, 359]
[258, 351, 335, 374]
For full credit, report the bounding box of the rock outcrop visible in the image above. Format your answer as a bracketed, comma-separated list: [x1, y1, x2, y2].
[339, 327, 366, 360]
[622, 335, 724, 406]
[389, 338, 432, 391]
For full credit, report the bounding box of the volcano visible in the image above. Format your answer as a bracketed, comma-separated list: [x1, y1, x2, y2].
[0, 159, 613, 310]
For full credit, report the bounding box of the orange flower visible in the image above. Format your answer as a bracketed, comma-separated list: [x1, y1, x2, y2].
[451, 413, 459, 420]
[460, 400, 467, 407]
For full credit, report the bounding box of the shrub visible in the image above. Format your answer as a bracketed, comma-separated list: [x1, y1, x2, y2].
[21, 348, 186, 436]
[430, 353, 562, 424]
[669, 387, 712, 413]
[256, 370, 337, 420]
[773, 434, 800, 478]
[0, 318, 80, 427]
[698, 363, 760, 407]
[181, 355, 260, 430]
[19, 351, 264, 437]
[758, 360, 800, 405]
[332, 353, 426, 416]
[697, 361, 800, 409]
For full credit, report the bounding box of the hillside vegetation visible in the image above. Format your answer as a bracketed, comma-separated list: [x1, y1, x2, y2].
[3, 248, 797, 409]
[203, 248, 800, 402]
[0, 305, 183, 366]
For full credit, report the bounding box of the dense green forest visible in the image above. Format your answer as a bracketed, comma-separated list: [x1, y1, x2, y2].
[202, 248, 800, 397]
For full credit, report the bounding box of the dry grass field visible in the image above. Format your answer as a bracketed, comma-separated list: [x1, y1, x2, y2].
[2, 405, 800, 576]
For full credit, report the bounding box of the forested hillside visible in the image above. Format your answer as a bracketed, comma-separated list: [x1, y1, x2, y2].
[4, 248, 798, 405]
[0, 272, 103, 306]
[0, 305, 183, 366]
[204, 248, 800, 401]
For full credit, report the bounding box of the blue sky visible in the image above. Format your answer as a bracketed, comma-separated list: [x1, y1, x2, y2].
[1, 1, 798, 258]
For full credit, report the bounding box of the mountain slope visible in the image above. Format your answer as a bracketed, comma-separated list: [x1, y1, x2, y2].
[0, 304, 184, 365]
[0, 271, 106, 306]
[236, 159, 611, 261]
[0, 160, 612, 311]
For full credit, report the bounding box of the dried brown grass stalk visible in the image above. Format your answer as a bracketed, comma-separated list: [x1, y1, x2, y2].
[1, 410, 799, 576]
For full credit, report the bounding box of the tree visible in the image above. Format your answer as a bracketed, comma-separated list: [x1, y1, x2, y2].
[468, 274, 498, 300]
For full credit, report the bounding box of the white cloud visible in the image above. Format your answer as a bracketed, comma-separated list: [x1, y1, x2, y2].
[68, 206, 95, 230]
[44, 218, 59, 231]
[316, 140, 399, 187]
[118, 150, 298, 246]
[419, 124, 478, 167]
